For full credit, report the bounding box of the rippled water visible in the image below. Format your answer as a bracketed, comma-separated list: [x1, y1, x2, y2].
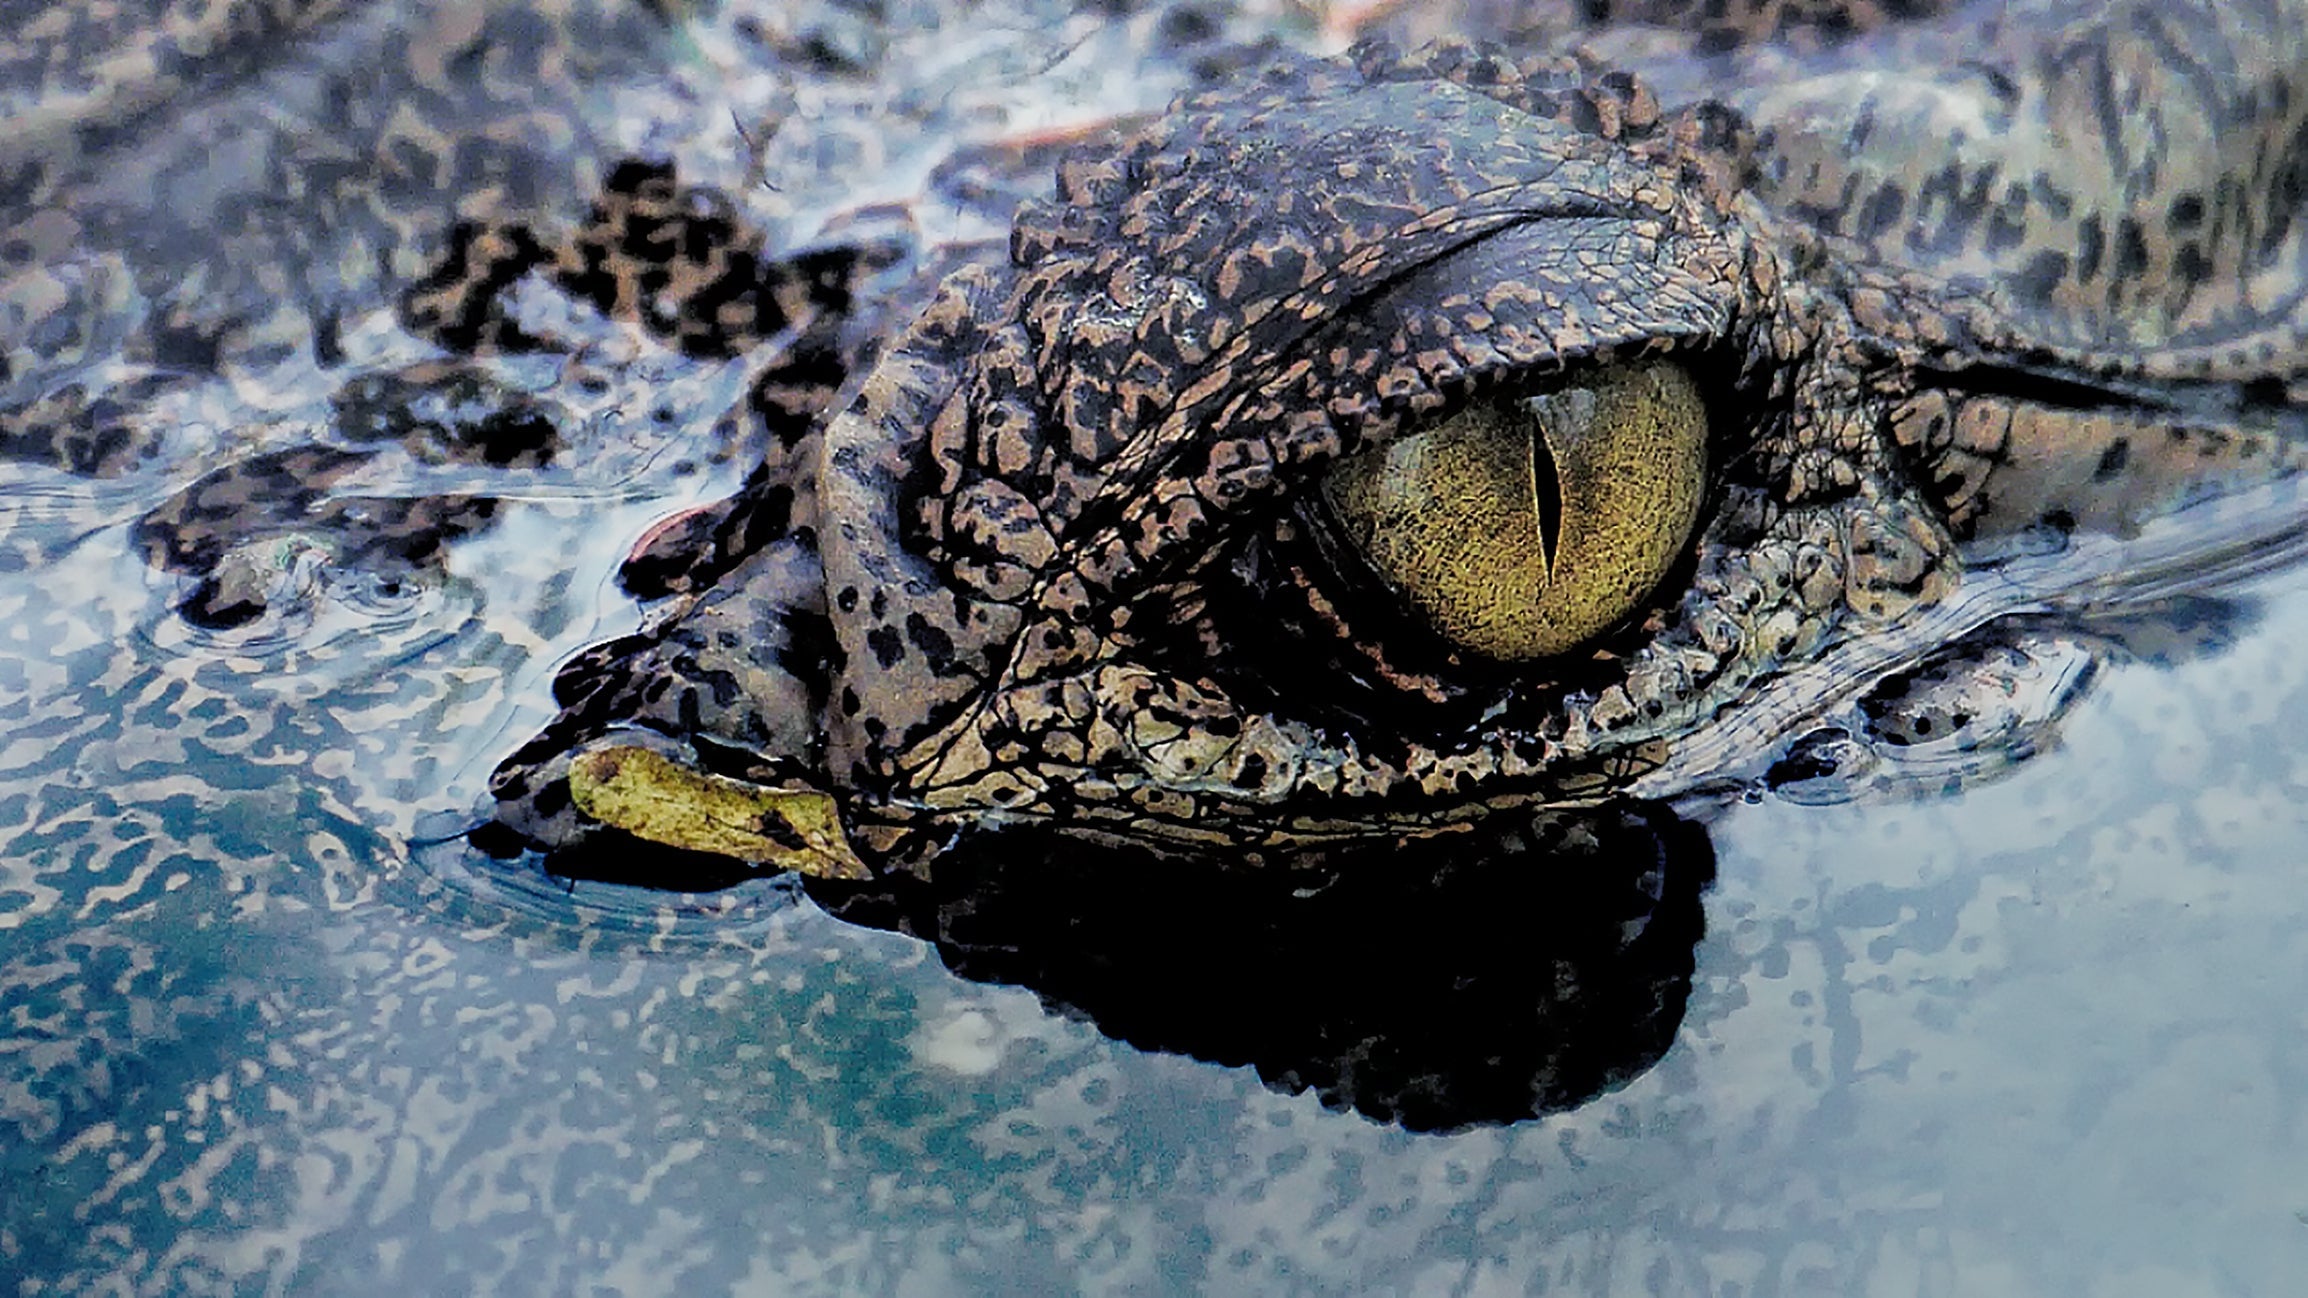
[6, 2, 2308, 1295]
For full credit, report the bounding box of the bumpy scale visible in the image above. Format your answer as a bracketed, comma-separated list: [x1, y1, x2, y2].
[466, 1, 2308, 877]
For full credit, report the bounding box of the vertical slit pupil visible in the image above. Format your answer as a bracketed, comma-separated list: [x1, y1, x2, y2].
[1529, 424, 1563, 573]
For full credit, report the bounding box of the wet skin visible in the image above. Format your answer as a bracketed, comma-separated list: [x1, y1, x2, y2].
[476, 2, 2308, 882]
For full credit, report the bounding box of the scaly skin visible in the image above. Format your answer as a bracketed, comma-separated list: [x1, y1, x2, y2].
[489, 3, 2308, 877]
[2, 5, 2306, 1273]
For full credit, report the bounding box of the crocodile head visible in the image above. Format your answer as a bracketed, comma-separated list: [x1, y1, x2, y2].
[487, 20, 2308, 881]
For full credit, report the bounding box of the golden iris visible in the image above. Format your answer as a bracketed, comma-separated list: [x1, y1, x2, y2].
[1320, 361, 1708, 661]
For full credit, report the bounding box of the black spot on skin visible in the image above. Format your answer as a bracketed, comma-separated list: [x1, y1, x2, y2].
[1789, 170, 1862, 240]
[68, 420, 138, 476]
[606, 158, 677, 201]
[312, 311, 344, 367]
[703, 667, 745, 708]
[2077, 214, 2105, 282]
[2094, 439, 2130, 481]
[1984, 186, 2028, 254]
[534, 778, 572, 819]
[558, 246, 623, 317]
[1924, 164, 1996, 254]
[1856, 184, 1905, 242]
[469, 410, 557, 466]
[866, 624, 904, 668]
[793, 246, 862, 312]
[2113, 217, 2149, 279]
[1232, 752, 1269, 790]
[2010, 249, 2070, 306]
[756, 338, 849, 445]
[467, 818, 529, 858]
[1908, 163, 1963, 252]
[2170, 193, 2205, 229]
[904, 613, 956, 669]
[2174, 242, 2211, 287]
[778, 609, 845, 703]
[2243, 377, 2289, 408]
[398, 221, 555, 353]
[2031, 176, 2073, 221]
[145, 317, 220, 371]
[677, 258, 775, 358]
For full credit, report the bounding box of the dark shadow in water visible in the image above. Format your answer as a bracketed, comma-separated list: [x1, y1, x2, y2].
[484, 802, 1716, 1131]
[802, 804, 1715, 1132]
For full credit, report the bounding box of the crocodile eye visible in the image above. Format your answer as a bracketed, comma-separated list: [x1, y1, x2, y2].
[1319, 361, 1708, 662]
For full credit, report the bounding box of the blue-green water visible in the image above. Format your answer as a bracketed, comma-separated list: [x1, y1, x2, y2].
[6, 2, 2308, 1293]
[7, 490, 2305, 1294]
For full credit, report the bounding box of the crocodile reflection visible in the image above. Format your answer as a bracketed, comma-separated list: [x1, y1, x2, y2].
[535, 804, 1712, 1131]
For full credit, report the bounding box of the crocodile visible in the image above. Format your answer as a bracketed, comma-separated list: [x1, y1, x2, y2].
[4, 2, 2308, 1284]
[478, 0, 2308, 884]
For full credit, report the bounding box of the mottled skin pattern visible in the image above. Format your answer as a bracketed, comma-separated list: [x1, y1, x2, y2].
[6, 1, 2308, 1289]
[3, 5, 1371, 1286]
[489, 0, 2308, 879]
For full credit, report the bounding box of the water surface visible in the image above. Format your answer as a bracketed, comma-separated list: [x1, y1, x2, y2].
[4, 2, 2306, 1294]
